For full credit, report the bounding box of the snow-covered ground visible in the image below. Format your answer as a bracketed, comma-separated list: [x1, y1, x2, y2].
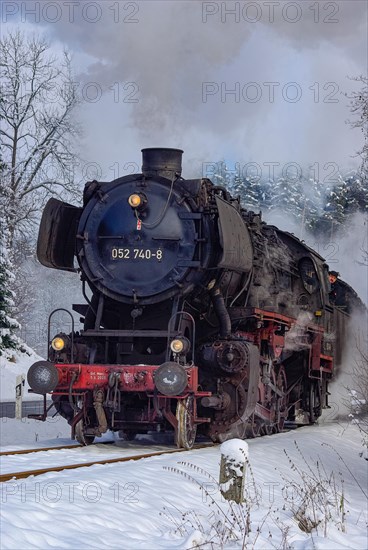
[1, 350, 367, 548]
[0, 419, 367, 549]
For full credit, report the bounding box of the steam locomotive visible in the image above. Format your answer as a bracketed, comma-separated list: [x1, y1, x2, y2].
[27, 148, 360, 448]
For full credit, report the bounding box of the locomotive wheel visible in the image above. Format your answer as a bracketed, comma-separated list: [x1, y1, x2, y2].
[309, 381, 322, 423]
[207, 380, 248, 442]
[176, 396, 197, 450]
[245, 413, 261, 438]
[274, 366, 288, 433]
[75, 420, 95, 446]
[261, 369, 277, 435]
[261, 423, 274, 436]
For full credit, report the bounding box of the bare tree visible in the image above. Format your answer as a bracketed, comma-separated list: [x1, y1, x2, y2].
[0, 30, 81, 249]
[347, 75, 368, 178]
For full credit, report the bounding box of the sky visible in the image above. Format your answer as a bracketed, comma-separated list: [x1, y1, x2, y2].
[2, 0, 367, 180]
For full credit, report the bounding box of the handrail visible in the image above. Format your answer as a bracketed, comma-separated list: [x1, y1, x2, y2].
[47, 309, 75, 362]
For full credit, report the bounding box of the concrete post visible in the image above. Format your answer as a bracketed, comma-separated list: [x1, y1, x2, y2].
[15, 374, 25, 420]
[219, 439, 249, 504]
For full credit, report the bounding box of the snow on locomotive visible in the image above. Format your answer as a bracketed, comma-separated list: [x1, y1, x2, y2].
[27, 148, 360, 447]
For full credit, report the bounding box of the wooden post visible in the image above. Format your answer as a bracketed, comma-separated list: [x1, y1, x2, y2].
[219, 439, 249, 504]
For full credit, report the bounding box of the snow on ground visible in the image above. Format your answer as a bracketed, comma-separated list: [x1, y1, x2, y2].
[0, 416, 72, 449]
[1, 421, 367, 549]
[1, 349, 367, 548]
[0, 348, 43, 402]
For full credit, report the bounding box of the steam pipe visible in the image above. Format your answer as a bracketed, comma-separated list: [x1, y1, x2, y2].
[68, 372, 78, 413]
[210, 287, 231, 338]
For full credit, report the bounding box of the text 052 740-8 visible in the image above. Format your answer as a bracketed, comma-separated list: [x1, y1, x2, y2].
[111, 248, 163, 261]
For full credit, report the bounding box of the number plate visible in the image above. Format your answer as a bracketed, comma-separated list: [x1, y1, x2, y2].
[111, 248, 163, 261]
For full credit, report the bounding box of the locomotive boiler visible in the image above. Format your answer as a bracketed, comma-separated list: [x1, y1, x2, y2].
[27, 148, 360, 447]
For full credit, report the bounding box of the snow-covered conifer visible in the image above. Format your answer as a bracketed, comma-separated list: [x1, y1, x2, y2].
[0, 186, 20, 355]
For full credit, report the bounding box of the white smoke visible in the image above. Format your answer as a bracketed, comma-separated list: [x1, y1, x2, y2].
[329, 213, 368, 305]
[4, 0, 365, 173]
[321, 309, 368, 424]
[284, 311, 314, 352]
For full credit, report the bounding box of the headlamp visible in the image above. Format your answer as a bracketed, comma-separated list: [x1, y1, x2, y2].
[128, 194, 142, 208]
[170, 339, 184, 353]
[170, 337, 190, 355]
[128, 193, 147, 210]
[51, 336, 65, 351]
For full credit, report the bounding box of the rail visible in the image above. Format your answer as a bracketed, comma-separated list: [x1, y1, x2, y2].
[0, 443, 214, 483]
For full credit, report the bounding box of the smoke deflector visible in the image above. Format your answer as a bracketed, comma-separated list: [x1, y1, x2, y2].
[37, 198, 82, 271]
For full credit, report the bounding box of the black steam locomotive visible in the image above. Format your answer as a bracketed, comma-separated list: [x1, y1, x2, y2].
[27, 148, 360, 447]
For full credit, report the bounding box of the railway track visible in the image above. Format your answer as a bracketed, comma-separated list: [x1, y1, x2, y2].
[0, 443, 81, 456]
[0, 443, 214, 483]
[0, 439, 119, 456]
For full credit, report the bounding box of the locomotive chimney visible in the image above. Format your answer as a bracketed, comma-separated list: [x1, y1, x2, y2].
[141, 148, 183, 179]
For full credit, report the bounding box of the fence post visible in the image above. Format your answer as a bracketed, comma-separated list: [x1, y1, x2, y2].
[219, 439, 249, 504]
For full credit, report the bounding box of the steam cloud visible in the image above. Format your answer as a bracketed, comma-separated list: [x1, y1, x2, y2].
[6, 0, 365, 174]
